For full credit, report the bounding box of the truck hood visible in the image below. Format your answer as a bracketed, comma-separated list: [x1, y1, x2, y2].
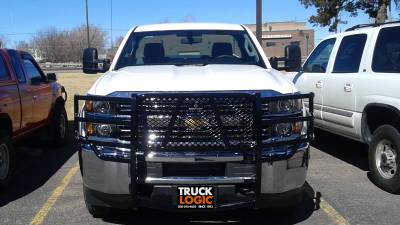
[88, 65, 296, 96]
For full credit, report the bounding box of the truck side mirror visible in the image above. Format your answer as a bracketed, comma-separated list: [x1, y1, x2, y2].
[47, 73, 57, 82]
[269, 57, 279, 70]
[284, 45, 302, 72]
[83, 48, 99, 74]
[82, 48, 111, 74]
[269, 45, 302, 72]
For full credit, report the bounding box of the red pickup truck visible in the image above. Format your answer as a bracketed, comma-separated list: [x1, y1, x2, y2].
[0, 49, 67, 187]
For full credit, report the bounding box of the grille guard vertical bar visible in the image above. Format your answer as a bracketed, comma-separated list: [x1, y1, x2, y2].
[130, 94, 138, 208]
[74, 95, 79, 139]
[309, 92, 315, 140]
[254, 93, 263, 208]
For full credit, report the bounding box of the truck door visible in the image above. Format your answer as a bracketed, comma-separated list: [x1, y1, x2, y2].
[6, 50, 33, 131]
[0, 52, 21, 132]
[294, 38, 336, 124]
[322, 34, 367, 138]
[21, 55, 52, 125]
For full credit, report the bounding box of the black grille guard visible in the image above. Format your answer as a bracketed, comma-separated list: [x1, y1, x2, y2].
[74, 92, 314, 208]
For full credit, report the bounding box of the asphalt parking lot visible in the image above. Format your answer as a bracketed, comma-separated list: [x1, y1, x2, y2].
[1, 126, 399, 225]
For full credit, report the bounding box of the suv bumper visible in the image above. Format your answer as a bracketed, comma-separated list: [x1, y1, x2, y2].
[80, 144, 309, 210]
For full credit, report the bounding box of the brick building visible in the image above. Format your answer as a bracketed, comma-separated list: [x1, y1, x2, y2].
[246, 22, 315, 61]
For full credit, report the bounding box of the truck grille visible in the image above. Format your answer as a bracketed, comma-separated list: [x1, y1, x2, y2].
[135, 95, 256, 151]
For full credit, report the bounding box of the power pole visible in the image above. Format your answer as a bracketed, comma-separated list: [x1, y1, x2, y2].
[85, 0, 91, 48]
[110, 0, 113, 50]
[335, 4, 340, 33]
[256, 0, 262, 44]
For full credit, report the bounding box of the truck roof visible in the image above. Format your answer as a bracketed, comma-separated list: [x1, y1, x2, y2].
[134, 23, 245, 32]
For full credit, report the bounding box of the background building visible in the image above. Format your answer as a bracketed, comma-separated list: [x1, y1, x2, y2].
[246, 21, 315, 61]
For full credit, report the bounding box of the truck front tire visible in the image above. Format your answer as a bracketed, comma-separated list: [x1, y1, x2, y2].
[50, 105, 68, 146]
[369, 125, 400, 193]
[0, 130, 15, 188]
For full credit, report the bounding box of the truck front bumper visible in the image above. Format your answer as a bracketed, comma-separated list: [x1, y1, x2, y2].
[80, 143, 309, 211]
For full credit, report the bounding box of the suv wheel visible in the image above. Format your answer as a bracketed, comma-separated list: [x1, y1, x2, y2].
[369, 125, 400, 193]
[0, 130, 15, 188]
[50, 105, 68, 146]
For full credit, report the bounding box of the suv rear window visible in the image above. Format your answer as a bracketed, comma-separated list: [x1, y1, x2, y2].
[372, 26, 400, 73]
[333, 34, 367, 73]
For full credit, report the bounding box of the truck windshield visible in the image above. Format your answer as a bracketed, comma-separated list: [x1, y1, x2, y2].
[115, 30, 263, 70]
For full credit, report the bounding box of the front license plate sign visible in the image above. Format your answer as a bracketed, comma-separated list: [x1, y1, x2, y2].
[177, 186, 215, 209]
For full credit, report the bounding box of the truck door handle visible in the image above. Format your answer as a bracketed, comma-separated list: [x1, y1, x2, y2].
[315, 81, 323, 89]
[344, 84, 353, 92]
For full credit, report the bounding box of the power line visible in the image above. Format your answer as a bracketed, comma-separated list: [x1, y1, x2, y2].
[0, 28, 129, 36]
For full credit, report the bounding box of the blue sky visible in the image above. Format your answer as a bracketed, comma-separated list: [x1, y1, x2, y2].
[0, 0, 398, 48]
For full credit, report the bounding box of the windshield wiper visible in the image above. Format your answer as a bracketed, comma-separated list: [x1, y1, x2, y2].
[173, 63, 209, 67]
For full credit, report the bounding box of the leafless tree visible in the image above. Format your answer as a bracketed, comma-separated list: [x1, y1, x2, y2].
[67, 25, 107, 62]
[32, 27, 67, 62]
[107, 36, 124, 61]
[0, 35, 7, 48]
[31, 25, 107, 63]
[15, 41, 32, 52]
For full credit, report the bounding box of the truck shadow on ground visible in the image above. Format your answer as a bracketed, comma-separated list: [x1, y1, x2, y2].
[312, 129, 369, 171]
[102, 183, 321, 225]
[0, 121, 76, 207]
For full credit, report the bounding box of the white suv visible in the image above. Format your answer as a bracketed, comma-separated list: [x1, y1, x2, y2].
[292, 22, 400, 193]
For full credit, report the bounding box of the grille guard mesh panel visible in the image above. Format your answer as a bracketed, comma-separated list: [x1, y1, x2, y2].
[137, 95, 256, 151]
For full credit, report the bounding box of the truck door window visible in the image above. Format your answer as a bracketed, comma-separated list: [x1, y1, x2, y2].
[0, 56, 9, 81]
[303, 38, 336, 73]
[372, 26, 400, 73]
[7, 50, 26, 83]
[23, 59, 43, 83]
[333, 34, 367, 73]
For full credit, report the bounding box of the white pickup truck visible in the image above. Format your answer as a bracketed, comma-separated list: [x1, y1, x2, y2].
[74, 23, 314, 217]
[291, 22, 400, 193]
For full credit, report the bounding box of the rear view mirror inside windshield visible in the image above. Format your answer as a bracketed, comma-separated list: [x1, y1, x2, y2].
[181, 37, 202, 44]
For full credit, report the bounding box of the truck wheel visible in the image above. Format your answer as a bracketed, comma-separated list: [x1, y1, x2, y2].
[0, 130, 15, 188]
[51, 105, 68, 146]
[83, 188, 112, 218]
[369, 125, 400, 193]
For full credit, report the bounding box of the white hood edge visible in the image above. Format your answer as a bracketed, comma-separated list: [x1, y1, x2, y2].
[88, 65, 296, 96]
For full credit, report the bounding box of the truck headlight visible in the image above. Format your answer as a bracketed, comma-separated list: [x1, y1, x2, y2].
[85, 123, 117, 137]
[84, 101, 115, 114]
[270, 99, 302, 113]
[274, 122, 303, 137]
[275, 123, 292, 136]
